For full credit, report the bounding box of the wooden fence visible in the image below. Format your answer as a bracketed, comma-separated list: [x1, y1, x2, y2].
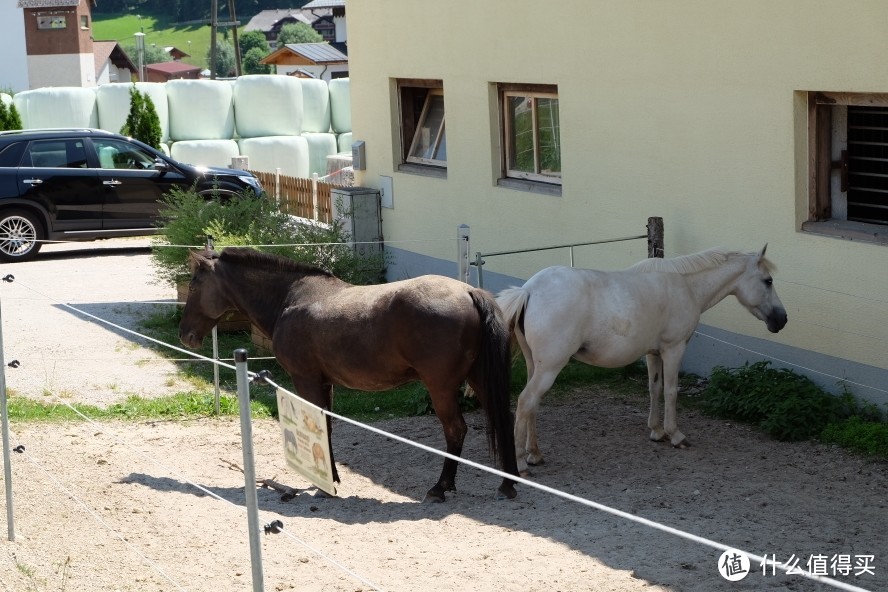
[248, 170, 338, 224]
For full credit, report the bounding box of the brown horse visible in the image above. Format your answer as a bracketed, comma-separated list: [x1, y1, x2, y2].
[178, 247, 519, 502]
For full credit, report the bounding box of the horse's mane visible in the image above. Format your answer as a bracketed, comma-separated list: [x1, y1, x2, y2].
[627, 247, 776, 274]
[216, 247, 334, 278]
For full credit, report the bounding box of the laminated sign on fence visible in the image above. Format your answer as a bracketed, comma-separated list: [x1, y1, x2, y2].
[276, 388, 337, 496]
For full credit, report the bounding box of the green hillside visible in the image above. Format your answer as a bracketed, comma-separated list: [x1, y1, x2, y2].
[93, 12, 220, 69]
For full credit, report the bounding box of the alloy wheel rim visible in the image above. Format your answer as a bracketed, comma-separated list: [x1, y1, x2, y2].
[0, 216, 37, 256]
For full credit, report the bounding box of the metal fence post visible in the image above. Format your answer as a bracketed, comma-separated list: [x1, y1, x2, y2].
[234, 349, 265, 592]
[0, 276, 14, 541]
[206, 236, 221, 414]
[475, 252, 485, 289]
[457, 224, 470, 283]
[312, 173, 320, 221]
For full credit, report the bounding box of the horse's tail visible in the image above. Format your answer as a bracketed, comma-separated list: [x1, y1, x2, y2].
[469, 289, 519, 481]
[495, 286, 530, 337]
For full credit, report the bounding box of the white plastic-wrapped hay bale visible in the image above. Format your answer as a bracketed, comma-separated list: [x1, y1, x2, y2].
[169, 139, 240, 168]
[14, 87, 98, 129]
[300, 78, 331, 133]
[301, 132, 339, 176]
[337, 132, 353, 154]
[96, 82, 169, 142]
[233, 75, 303, 138]
[328, 78, 350, 133]
[167, 79, 235, 141]
[238, 136, 309, 177]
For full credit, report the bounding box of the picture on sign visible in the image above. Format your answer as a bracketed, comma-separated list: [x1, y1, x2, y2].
[276, 387, 337, 496]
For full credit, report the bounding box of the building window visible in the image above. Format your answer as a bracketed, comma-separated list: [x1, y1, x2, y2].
[81, 15, 89, 29]
[407, 89, 446, 165]
[396, 79, 446, 173]
[804, 91, 888, 244]
[499, 84, 561, 186]
[37, 15, 67, 30]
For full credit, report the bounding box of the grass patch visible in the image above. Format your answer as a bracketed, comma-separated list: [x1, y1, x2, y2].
[93, 11, 214, 69]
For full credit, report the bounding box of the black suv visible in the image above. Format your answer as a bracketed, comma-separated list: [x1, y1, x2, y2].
[0, 128, 264, 262]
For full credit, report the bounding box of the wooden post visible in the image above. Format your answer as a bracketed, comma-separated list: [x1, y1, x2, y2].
[647, 217, 664, 258]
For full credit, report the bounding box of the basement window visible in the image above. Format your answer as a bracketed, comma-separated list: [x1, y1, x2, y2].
[803, 91, 888, 245]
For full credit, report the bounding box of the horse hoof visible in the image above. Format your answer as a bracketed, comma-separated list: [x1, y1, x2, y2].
[495, 485, 517, 500]
[527, 457, 545, 467]
[672, 439, 691, 449]
[422, 488, 446, 503]
[650, 434, 668, 443]
[519, 469, 532, 478]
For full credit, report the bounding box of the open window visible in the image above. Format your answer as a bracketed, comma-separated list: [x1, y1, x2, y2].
[803, 91, 888, 244]
[396, 79, 446, 173]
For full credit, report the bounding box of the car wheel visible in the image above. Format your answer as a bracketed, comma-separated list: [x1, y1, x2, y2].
[0, 209, 44, 263]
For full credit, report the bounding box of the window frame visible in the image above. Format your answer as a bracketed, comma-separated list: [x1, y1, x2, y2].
[499, 83, 562, 189]
[406, 88, 446, 166]
[396, 79, 447, 177]
[803, 91, 888, 245]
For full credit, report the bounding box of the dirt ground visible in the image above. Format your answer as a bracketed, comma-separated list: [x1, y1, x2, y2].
[0, 241, 885, 592]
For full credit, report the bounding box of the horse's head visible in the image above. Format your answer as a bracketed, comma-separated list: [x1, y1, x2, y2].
[733, 244, 788, 333]
[178, 249, 234, 348]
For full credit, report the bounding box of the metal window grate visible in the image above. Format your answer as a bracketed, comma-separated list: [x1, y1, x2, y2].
[847, 106, 888, 225]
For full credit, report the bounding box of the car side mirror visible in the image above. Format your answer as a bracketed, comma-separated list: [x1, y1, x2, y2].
[153, 158, 169, 173]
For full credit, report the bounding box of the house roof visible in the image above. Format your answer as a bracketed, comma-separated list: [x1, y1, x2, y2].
[260, 42, 348, 66]
[243, 8, 318, 32]
[146, 61, 201, 74]
[18, 0, 86, 6]
[302, 0, 344, 9]
[164, 46, 191, 59]
[93, 40, 137, 75]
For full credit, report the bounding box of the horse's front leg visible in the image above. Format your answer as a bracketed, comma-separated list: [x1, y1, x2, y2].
[660, 347, 688, 448]
[424, 387, 467, 503]
[646, 353, 666, 442]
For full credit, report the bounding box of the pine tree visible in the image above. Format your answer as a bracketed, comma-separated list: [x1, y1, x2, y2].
[7, 101, 22, 130]
[0, 101, 9, 131]
[121, 85, 162, 150]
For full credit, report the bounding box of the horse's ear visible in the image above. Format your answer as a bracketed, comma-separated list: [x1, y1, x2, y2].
[758, 244, 768, 259]
[188, 250, 213, 273]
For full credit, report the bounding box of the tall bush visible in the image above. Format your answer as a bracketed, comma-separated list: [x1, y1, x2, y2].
[151, 187, 386, 288]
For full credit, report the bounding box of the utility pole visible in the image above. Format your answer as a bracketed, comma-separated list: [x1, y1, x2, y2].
[229, 0, 242, 77]
[210, 0, 218, 79]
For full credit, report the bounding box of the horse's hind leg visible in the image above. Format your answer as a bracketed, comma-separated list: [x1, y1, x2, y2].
[424, 387, 467, 503]
[515, 365, 562, 476]
[646, 353, 667, 442]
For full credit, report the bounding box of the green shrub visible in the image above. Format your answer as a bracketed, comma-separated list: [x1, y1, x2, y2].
[699, 361, 857, 441]
[151, 187, 387, 288]
[821, 416, 888, 457]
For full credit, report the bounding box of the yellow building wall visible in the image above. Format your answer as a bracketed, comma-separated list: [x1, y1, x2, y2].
[347, 0, 888, 376]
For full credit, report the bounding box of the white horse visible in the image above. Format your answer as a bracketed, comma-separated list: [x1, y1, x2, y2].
[497, 246, 787, 475]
